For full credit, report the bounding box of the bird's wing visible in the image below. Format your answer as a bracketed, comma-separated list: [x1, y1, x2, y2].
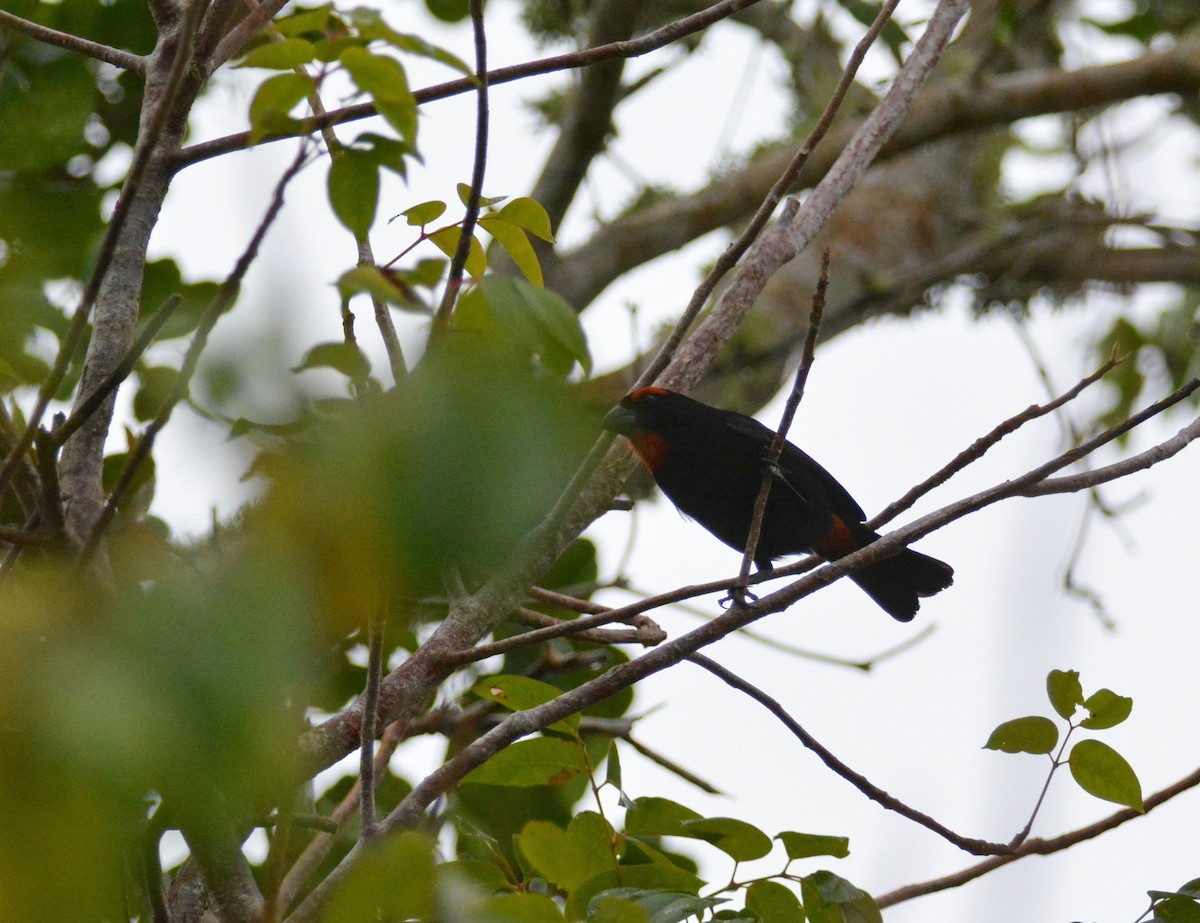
[721, 412, 867, 522]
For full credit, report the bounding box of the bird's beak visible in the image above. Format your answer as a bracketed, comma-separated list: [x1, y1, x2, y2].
[602, 402, 636, 436]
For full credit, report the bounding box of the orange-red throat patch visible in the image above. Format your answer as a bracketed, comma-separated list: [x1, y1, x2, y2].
[630, 431, 669, 471]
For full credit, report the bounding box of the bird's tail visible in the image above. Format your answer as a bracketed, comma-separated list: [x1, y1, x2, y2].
[845, 524, 954, 622]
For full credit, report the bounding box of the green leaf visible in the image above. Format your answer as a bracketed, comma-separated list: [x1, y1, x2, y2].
[1152, 894, 1200, 923]
[339, 46, 417, 142]
[606, 741, 623, 789]
[291, 342, 370, 382]
[0, 57, 96, 171]
[426, 0, 471, 22]
[1081, 688, 1133, 730]
[336, 264, 430, 313]
[238, 37, 317, 69]
[745, 880, 804, 923]
[248, 72, 313, 142]
[475, 892, 564, 922]
[517, 813, 617, 893]
[428, 226, 487, 279]
[273, 3, 336, 36]
[498, 197, 556, 242]
[983, 716, 1058, 755]
[462, 737, 588, 788]
[800, 870, 881, 923]
[345, 8, 472, 73]
[457, 182, 507, 207]
[132, 367, 180, 422]
[1068, 739, 1144, 812]
[328, 150, 379, 237]
[456, 275, 591, 376]
[402, 200, 448, 226]
[777, 831, 850, 860]
[480, 214, 542, 285]
[1047, 669, 1085, 719]
[586, 889, 722, 923]
[471, 675, 579, 735]
[625, 797, 703, 837]
[322, 831, 436, 922]
[590, 896, 651, 923]
[679, 817, 772, 862]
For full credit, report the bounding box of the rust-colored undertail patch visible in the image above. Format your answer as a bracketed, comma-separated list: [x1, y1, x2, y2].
[814, 514, 861, 560]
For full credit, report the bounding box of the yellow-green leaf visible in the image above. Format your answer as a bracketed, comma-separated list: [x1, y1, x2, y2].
[471, 675, 579, 734]
[498, 197, 555, 242]
[1081, 688, 1133, 730]
[248, 72, 313, 142]
[238, 37, 316, 70]
[428, 226, 487, 279]
[480, 214, 541, 285]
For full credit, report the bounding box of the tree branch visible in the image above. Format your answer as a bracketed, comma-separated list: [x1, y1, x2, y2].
[173, 0, 767, 169]
[547, 40, 1200, 312]
[0, 9, 146, 73]
[874, 764, 1200, 909]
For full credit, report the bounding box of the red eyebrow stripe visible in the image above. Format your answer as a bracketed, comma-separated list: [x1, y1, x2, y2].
[631, 386, 670, 401]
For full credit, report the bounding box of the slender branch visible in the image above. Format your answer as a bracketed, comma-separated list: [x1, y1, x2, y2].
[0, 10, 146, 73]
[210, 0, 293, 69]
[174, 0, 766, 169]
[433, 0, 489, 329]
[442, 607, 666, 666]
[868, 351, 1125, 529]
[736, 248, 830, 593]
[51, 295, 184, 449]
[277, 722, 408, 914]
[79, 144, 313, 563]
[874, 764, 1200, 909]
[689, 653, 1004, 853]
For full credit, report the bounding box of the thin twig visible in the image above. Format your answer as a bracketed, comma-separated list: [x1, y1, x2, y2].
[874, 764, 1200, 909]
[0, 9, 146, 73]
[689, 653, 1005, 853]
[869, 351, 1125, 528]
[433, 0, 489, 330]
[78, 145, 313, 564]
[441, 607, 666, 666]
[52, 295, 185, 448]
[735, 248, 830, 595]
[175, 0, 765, 169]
[277, 722, 408, 913]
[210, 0, 293, 68]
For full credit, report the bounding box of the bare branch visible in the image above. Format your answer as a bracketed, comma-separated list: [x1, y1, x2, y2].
[688, 653, 1005, 854]
[869, 351, 1125, 529]
[874, 764, 1200, 909]
[0, 10, 146, 73]
[358, 605, 385, 838]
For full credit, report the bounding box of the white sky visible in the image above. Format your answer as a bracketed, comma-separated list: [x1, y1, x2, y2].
[143, 1, 1200, 919]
